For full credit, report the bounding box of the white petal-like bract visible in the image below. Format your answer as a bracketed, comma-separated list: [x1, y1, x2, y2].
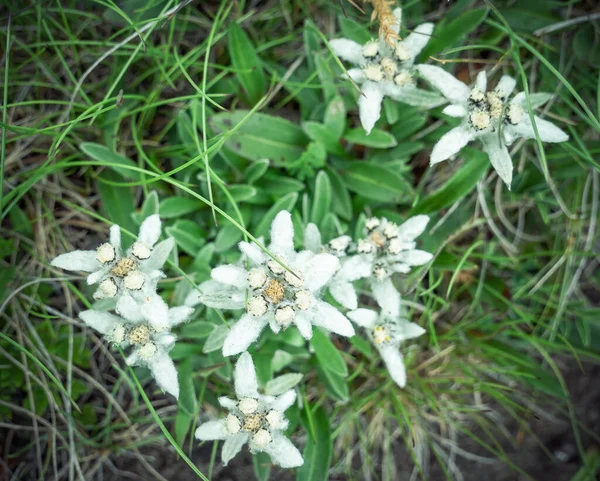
[358, 82, 384, 135]
[222, 315, 269, 357]
[148, 349, 179, 398]
[195, 419, 229, 441]
[263, 431, 304, 468]
[138, 214, 161, 247]
[379, 345, 407, 388]
[430, 126, 474, 165]
[234, 352, 260, 399]
[79, 310, 119, 335]
[347, 308, 378, 329]
[311, 301, 355, 337]
[481, 134, 513, 188]
[269, 211, 295, 257]
[51, 251, 99, 272]
[417, 65, 471, 104]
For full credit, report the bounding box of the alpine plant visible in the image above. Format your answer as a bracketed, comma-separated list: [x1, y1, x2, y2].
[417, 66, 569, 188]
[195, 352, 303, 468]
[51, 214, 174, 302]
[353, 215, 433, 314]
[348, 300, 426, 388]
[186, 211, 355, 356]
[329, 7, 443, 134]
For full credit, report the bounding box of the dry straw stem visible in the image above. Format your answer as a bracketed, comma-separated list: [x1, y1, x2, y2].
[368, 0, 400, 46]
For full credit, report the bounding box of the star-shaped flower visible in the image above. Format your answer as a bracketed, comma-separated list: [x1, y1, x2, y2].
[79, 304, 193, 398]
[186, 211, 355, 356]
[304, 223, 371, 310]
[330, 7, 442, 134]
[195, 352, 303, 468]
[417, 65, 569, 188]
[348, 305, 425, 388]
[353, 216, 433, 314]
[51, 215, 174, 301]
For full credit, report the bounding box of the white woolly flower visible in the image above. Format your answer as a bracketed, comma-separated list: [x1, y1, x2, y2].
[303, 223, 371, 311]
[51, 215, 175, 301]
[348, 306, 425, 388]
[329, 7, 441, 134]
[185, 211, 355, 356]
[417, 66, 569, 188]
[78, 304, 194, 398]
[195, 352, 303, 468]
[352, 216, 433, 314]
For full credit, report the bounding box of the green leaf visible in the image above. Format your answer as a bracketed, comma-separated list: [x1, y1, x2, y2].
[303, 122, 345, 156]
[228, 23, 267, 105]
[255, 192, 298, 237]
[228, 184, 257, 202]
[310, 171, 332, 225]
[310, 329, 347, 377]
[325, 167, 352, 221]
[324, 96, 346, 138]
[215, 222, 243, 253]
[203, 324, 229, 353]
[338, 15, 370, 44]
[264, 373, 303, 396]
[259, 174, 305, 197]
[81, 142, 141, 181]
[297, 406, 332, 481]
[210, 111, 309, 166]
[349, 335, 373, 357]
[343, 163, 412, 203]
[159, 197, 203, 218]
[253, 452, 272, 481]
[245, 159, 270, 184]
[140, 190, 159, 218]
[344, 128, 398, 148]
[411, 148, 488, 214]
[166, 220, 205, 255]
[319, 212, 341, 242]
[178, 358, 196, 416]
[420, 9, 488, 60]
[180, 321, 215, 339]
[97, 171, 136, 235]
[271, 350, 294, 372]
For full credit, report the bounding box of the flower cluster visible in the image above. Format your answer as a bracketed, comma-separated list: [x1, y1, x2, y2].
[51, 215, 193, 398]
[330, 8, 569, 189]
[186, 211, 355, 356]
[195, 352, 303, 468]
[187, 210, 431, 391]
[417, 66, 569, 187]
[330, 7, 443, 134]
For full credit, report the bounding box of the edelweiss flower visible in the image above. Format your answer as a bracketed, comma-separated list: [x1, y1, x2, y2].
[417, 65, 569, 188]
[304, 223, 371, 310]
[186, 211, 355, 356]
[195, 352, 303, 468]
[79, 304, 193, 398]
[348, 306, 425, 388]
[330, 8, 442, 133]
[51, 215, 174, 301]
[353, 216, 432, 314]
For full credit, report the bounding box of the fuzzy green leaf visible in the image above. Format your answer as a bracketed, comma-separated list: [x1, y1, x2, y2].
[228, 23, 267, 105]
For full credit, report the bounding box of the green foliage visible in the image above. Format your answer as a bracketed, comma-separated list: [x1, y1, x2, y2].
[2, 1, 599, 480]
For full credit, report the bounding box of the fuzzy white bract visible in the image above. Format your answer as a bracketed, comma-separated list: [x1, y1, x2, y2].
[185, 211, 355, 356]
[329, 8, 442, 134]
[195, 352, 303, 468]
[78, 304, 193, 398]
[348, 306, 425, 388]
[417, 66, 569, 188]
[304, 223, 371, 310]
[51, 215, 174, 301]
[353, 216, 433, 314]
